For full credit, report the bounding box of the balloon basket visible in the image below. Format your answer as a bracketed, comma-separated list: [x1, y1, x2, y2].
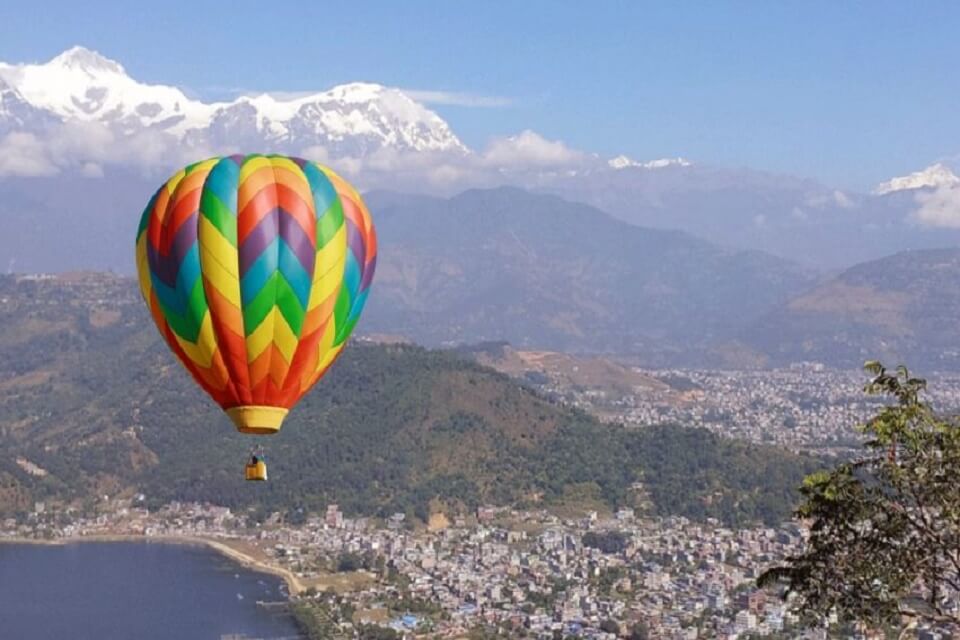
[245, 459, 268, 482]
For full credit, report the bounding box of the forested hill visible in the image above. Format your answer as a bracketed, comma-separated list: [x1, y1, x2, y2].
[0, 273, 818, 525]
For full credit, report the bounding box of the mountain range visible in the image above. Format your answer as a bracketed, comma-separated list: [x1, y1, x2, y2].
[363, 189, 960, 369]
[4, 178, 960, 368]
[538, 162, 960, 269]
[1, 46, 958, 271]
[362, 187, 813, 356]
[2, 47, 960, 369]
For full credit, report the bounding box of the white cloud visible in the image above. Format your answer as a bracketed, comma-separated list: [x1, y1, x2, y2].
[0, 121, 212, 179]
[912, 184, 960, 228]
[426, 163, 470, 185]
[316, 130, 600, 193]
[300, 145, 331, 164]
[481, 130, 584, 168]
[79, 162, 103, 178]
[0, 132, 58, 176]
[804, 189, 857, 210]
[334, 155, 365, 177]
[336, 147, 488, 190]
[0, 116, 598, 195]
[875, 163, 960, 195]
[403, 89, 513, 108]
[833, 190, 855, 209]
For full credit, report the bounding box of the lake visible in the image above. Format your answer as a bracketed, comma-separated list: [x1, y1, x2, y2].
[0, 541, 303, 640]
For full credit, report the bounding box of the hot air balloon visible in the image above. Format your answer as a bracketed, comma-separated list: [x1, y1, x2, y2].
[134, 154, 376, 479]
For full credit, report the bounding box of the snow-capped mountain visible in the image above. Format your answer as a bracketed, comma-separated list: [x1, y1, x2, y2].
[190, 83, 466, 156]
[0, 46, 466, 157]
[607, 154, 691, 170]
[0, 47, 201, 132]
[0, 76, 56, 134]
[873, 163, 960, 195]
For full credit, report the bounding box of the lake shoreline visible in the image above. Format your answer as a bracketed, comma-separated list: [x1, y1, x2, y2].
[0, 534, 305, 595]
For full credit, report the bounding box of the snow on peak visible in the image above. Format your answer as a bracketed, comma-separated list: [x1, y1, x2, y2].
[608, 154, 691, 170]
[874, 163, 960, 195]
[0, 46, 201, 129]
[643, 157, 691, 169]
[0, 47, 466, 155]
[323, 82, 390, 103]
[49, 46, 125, 75]
[608, 155, 637, 169]
[224, 82, 464, 153]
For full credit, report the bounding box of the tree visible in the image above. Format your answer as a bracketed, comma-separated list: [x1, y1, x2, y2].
[358, 626, 400, 640]
[337, 552, 362, 572]
[760, 362, 960, 632]
[629, 622, 650, 640]
[599, 619, 619, 634]
[583, 530, 628, 554]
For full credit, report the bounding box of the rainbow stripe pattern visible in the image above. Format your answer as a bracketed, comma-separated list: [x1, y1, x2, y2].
[135, 154, 376, 434]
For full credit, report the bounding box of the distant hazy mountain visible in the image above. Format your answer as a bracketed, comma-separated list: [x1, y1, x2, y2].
[537, 162, 960, 269]
[743, 248, 960, 370]
[0, 168, 150, 273]
[0, 181, 812, 356]
[362, 187, 814, 353]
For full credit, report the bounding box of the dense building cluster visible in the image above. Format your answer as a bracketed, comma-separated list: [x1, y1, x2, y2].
[550, 363, 960, 456]
[0, 498, 841, 638]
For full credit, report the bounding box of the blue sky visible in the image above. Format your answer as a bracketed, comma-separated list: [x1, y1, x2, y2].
[0, 1, 956, 190]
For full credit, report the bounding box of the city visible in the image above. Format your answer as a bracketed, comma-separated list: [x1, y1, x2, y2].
[536, 362, 960, 457]
[3, 493, 951, 639]
[1, 496, 808, 638]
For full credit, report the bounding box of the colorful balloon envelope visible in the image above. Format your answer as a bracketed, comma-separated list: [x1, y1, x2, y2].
[135, 154, 376, 434]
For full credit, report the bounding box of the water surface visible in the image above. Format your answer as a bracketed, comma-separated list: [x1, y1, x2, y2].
[0, 541, 302, 640]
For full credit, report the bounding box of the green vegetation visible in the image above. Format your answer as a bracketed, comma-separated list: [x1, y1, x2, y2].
[592, 566, 627, 597]
[357, 626, 400, 640]
[290, 600, 339, 640]
[0, 274, 818, 526]
[290, 592, 359, 640]
[760, 362, 960, 631]
[582, 530, 629, 554]
[335, 553, 363, 573]
[629, 623, 650, 640]
[599, 620, 619, 634]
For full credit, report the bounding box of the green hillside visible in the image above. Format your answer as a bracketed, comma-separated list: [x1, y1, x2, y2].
[0, 274, 818, 525]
